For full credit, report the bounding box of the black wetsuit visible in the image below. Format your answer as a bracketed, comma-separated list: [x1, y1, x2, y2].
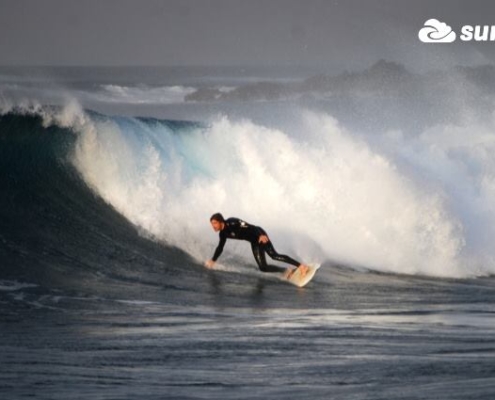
[212, 217, 300, 273]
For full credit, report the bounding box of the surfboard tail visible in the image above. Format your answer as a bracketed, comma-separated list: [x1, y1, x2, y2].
[285, 263, 320, 287]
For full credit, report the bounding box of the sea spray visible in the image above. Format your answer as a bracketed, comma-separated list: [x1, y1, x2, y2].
[66, 106, 472, 277]
[4, 99, 494, 278]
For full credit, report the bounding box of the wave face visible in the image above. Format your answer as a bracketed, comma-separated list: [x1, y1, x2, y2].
[0, 107, 211, 303]
[3, 100, 495, 279]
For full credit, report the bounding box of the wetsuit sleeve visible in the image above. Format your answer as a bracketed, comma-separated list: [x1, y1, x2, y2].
[212, 234, 227, 261]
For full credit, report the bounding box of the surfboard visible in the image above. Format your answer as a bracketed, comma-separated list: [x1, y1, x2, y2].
[284, 263, 320, 287]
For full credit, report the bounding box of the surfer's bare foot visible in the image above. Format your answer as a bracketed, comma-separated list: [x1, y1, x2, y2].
[298, 264, 309, 277]
[284, 268, 296, 279]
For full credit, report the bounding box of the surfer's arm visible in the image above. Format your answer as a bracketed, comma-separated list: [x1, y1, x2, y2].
[212, 236, 227, 262]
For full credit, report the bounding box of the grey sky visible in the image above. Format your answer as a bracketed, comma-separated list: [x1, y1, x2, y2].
[1, 0, 495, 71]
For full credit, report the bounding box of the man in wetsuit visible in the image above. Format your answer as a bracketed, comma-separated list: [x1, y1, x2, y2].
[205, 213, 308, 278]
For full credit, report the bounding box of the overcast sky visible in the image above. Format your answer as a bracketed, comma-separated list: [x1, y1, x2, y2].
[1, 0, 495, 72]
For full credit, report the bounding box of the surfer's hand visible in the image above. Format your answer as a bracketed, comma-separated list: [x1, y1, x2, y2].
[205, 260, 215, 269]
[259, 235, 269, 244]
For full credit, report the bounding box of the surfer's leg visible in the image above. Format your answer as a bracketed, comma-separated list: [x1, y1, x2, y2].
[264, 241, 309, 278]
[251, 242, 286, 273]
[264, 241, 300, 267]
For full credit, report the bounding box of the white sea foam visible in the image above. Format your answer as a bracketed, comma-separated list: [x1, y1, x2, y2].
[63, 102, 495, 278]
[8, 95, 495, 278]
[0, 280, 37, 292]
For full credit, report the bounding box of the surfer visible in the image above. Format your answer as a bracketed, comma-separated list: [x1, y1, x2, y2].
[205, 213, 309, 278]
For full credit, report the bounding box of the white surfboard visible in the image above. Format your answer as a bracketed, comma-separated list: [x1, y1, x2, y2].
[284, 263, 320, 287]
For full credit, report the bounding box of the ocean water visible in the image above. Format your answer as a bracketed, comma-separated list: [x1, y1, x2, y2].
[1, 64, 495, 399]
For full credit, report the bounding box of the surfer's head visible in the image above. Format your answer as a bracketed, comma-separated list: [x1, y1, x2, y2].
[210, 213, 225, 232]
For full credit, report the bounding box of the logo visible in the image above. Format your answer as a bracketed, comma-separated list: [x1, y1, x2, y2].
[419, 19, 456, 43]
